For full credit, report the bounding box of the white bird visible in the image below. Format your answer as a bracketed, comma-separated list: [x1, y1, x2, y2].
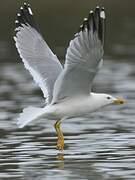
[14, 3, 125, 150]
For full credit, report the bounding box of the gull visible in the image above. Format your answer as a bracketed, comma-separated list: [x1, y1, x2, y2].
[14, 3, 125, 151]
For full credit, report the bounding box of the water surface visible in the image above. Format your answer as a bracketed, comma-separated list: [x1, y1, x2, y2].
[0, 60, 135, 179]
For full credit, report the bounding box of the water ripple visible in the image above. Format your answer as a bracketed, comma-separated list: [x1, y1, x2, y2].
[0, 61, 135, 179]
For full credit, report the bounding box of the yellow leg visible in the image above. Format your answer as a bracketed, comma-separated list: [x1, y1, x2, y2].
[54, 120, 64, 151]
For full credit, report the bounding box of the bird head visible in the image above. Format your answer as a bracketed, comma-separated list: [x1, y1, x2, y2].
[91, 93, 125, 108]
[99, 93, 125, 106]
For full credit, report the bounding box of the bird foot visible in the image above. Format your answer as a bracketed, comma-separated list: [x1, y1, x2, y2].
[57, 138, 64, 151]
[54, 120, 64, 151]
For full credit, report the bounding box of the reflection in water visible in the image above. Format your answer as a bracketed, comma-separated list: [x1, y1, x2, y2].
[0, 60, 135, 179]
[57, 153, 64, 161]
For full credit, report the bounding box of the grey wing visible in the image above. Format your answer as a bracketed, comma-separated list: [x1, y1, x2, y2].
[52, 7, 105, 103]
[14, 3, 63, 104]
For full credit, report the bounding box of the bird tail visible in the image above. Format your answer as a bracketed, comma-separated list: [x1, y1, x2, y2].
[17, 106, 45, 128]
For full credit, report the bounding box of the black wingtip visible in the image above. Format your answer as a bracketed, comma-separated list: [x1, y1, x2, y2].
[90, 7, 105, 43]
[100, 8, 105, 19]
[23, 3, 33, 16]
[15, 3, 38, 29]
[95, 6, 100, 15]
[78, 17, 88, 32]
[77, 6, 105, 45]
[99, 7, 105, 44]
[15, 20, 21, 28]
[101, 7, 105, 11]
[78, 24, 83, 32]
[24, 2, 27, 8]
[89, 10, 94, 15]
[83, 18, 89, 30]
[96, 6, 100, 10]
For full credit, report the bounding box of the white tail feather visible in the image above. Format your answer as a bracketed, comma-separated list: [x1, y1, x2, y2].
[17, 106, 45, 128]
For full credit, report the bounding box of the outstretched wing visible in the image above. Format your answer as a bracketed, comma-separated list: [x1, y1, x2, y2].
[14, 3, 63, 104]
[52, 7, 105, 103]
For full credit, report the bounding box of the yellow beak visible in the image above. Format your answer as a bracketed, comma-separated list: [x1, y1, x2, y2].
[113, 98, 125, 105]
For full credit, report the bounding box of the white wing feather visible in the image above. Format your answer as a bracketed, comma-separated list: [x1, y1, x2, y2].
[52, 8, 105, 102]
[14, 8, 63, 104]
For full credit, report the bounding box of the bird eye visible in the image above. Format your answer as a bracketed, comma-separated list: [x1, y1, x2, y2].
[107, 96, 111, 99]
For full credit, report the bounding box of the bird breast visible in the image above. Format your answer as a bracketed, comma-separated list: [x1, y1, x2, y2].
[51, 95, 99, 118]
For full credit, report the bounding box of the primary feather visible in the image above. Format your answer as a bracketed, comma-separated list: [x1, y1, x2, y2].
[52, 7, 105, 103]
[14, 3, 63, 104]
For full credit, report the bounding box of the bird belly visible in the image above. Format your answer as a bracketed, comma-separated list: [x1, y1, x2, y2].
[43, 96, 102, 120]
[51, 96, 94, 119]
